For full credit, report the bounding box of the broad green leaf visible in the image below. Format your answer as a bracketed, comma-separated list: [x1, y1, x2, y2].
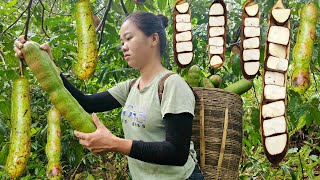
[157, 0, 167, 10]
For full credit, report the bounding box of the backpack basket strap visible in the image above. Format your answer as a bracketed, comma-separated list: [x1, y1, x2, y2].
[129, 79, 137, 93]
[158, 72, 175, 104]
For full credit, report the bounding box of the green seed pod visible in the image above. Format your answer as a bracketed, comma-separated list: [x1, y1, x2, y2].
[22, 41, 96, 133]
[5, 77, 31, 178]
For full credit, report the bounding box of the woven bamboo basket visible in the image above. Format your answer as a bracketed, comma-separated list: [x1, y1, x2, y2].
[191, 87, 243, 179]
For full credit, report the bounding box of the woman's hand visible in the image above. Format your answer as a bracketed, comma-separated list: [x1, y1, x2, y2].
[74, 113, 118, 154]
[13, 35, 53, 60]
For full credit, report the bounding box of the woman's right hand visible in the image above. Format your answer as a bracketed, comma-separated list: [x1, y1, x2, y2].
[13, 36, 53, 60]
[13, 36, 27, 59]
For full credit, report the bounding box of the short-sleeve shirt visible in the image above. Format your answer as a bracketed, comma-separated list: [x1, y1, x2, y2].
[108, 69, 197, 180]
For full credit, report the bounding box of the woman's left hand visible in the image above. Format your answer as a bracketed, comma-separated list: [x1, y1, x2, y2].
[74, 113, 116, 154]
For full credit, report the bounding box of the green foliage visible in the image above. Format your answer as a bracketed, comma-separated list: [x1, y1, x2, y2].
[0, 0, 319, 179]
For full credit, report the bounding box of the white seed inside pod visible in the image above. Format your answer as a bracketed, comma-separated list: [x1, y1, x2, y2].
[176, 41, 193, 53]
[209, 16, 225, 27]
[176, 22, 192, 32]
[210, 55, 223, 67]
[262, 101, 285, 119]
[244, 17, 260, 27]
[244, 61, 260, 76]
[264, 84, 286, 100]
[209, 26, 225, 37]
[268, 26, 290, 45]
[176, 31, 192, 42]
[209, 3, 224, 15]
[245, 4, 259, 17]
[176, 14, 191, 23]
[243, 37, 260, 49]
[177, 52, 193, 65]
[269, 43, 287, 59]
[267, 56, 288, 72]
[264, 71, 285, 86]
[263, 116, 287, 137]
[209, 46, 223, 54]
[265, 134, 287, 155]
[243, 49, 260, 61]
[244, 27, 260, 38]
[176, 2, 189, 13]
[272, 9, 291, 24]
[209, 37, 224, 46]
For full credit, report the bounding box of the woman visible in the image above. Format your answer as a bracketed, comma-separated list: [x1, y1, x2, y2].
[14, 12, 204, 180]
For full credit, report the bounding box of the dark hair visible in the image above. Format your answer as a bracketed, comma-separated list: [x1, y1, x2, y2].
[123, 12, 169, 56]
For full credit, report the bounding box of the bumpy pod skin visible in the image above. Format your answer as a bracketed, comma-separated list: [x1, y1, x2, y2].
[22, 41, 96, 133]
[46, 107, 62, 180]
[73, 0, 98, 80]
[5, 77, 31, 178]
[291, 3, 318, 94]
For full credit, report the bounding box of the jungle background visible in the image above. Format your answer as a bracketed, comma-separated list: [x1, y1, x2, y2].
[0, 0, 320, 179]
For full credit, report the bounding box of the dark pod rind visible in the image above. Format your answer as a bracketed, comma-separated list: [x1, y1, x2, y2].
[260, 0, 290, 166]
[240, 1, 261, 80]
[173, 0, 193, 68]
[208, 0, 227, 69]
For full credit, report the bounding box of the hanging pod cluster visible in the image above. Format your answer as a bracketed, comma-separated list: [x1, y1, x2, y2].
[240, 1, 261, 79]
[208, 0, 227, 68]
[5, 77, 31, 178]
[290, 3, 318, 94]
[260, 0, 290, 165]
[21, 41, 96, 133]
[173, 0, 194, 68]
[73, 0, 98, 80]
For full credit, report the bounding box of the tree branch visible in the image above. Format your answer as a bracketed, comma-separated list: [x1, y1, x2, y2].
[120, 0, 128, 16]
[0, 50, 7, 69]
[24, 0, 33, 40]
[98, 0, 113, 51]
[0, 7, 28, 37]
[39, 0, 50, 38]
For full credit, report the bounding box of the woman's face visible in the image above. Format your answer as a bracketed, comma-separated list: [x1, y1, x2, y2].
[120, 20, 157, 69]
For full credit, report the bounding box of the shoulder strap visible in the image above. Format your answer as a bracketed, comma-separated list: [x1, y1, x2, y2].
[158, 72, 175, 104]
[129, 79, 137, 93]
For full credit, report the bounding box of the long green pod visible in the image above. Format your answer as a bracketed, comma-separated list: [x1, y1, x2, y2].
[224, 78, 253, 95]
[74, 0, 98, 80]
[46, 107, 62, 180]
[5, 77, 31, 178]
[22, 41, 96, 133]
[291, 3, 318, 94]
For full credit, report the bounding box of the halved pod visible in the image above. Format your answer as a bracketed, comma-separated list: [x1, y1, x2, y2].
[262, 100, 285, 119]
[243, 49, 260, 61]
[264, 71, 285, 86]
[266, 56, 288, 72]
[243, 37, 260, 49]
[245, 4, 259, 16]
[269, 43, 287, 59]
[244, 61, 260, 76]
[177, 53, 193, 66]
[209, 26, 225, 37]
[268, 26, 290, 45]
[209, 3, 224, 15]
[173, 0, 193, 68]
[210, 55, 223, 68]
[244, 27, 260, 37]
[272, 9, 291, 24]
[263, 116, 286, 137]
[176, 14, 191, 23]
[265, 134, 287, 155]
[176, 2, 189, 13]
[209, 37, 224, 46]
[208, 0, 227, 69]
[264, 84, 286, 100]
[176, 31, 192, 42]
